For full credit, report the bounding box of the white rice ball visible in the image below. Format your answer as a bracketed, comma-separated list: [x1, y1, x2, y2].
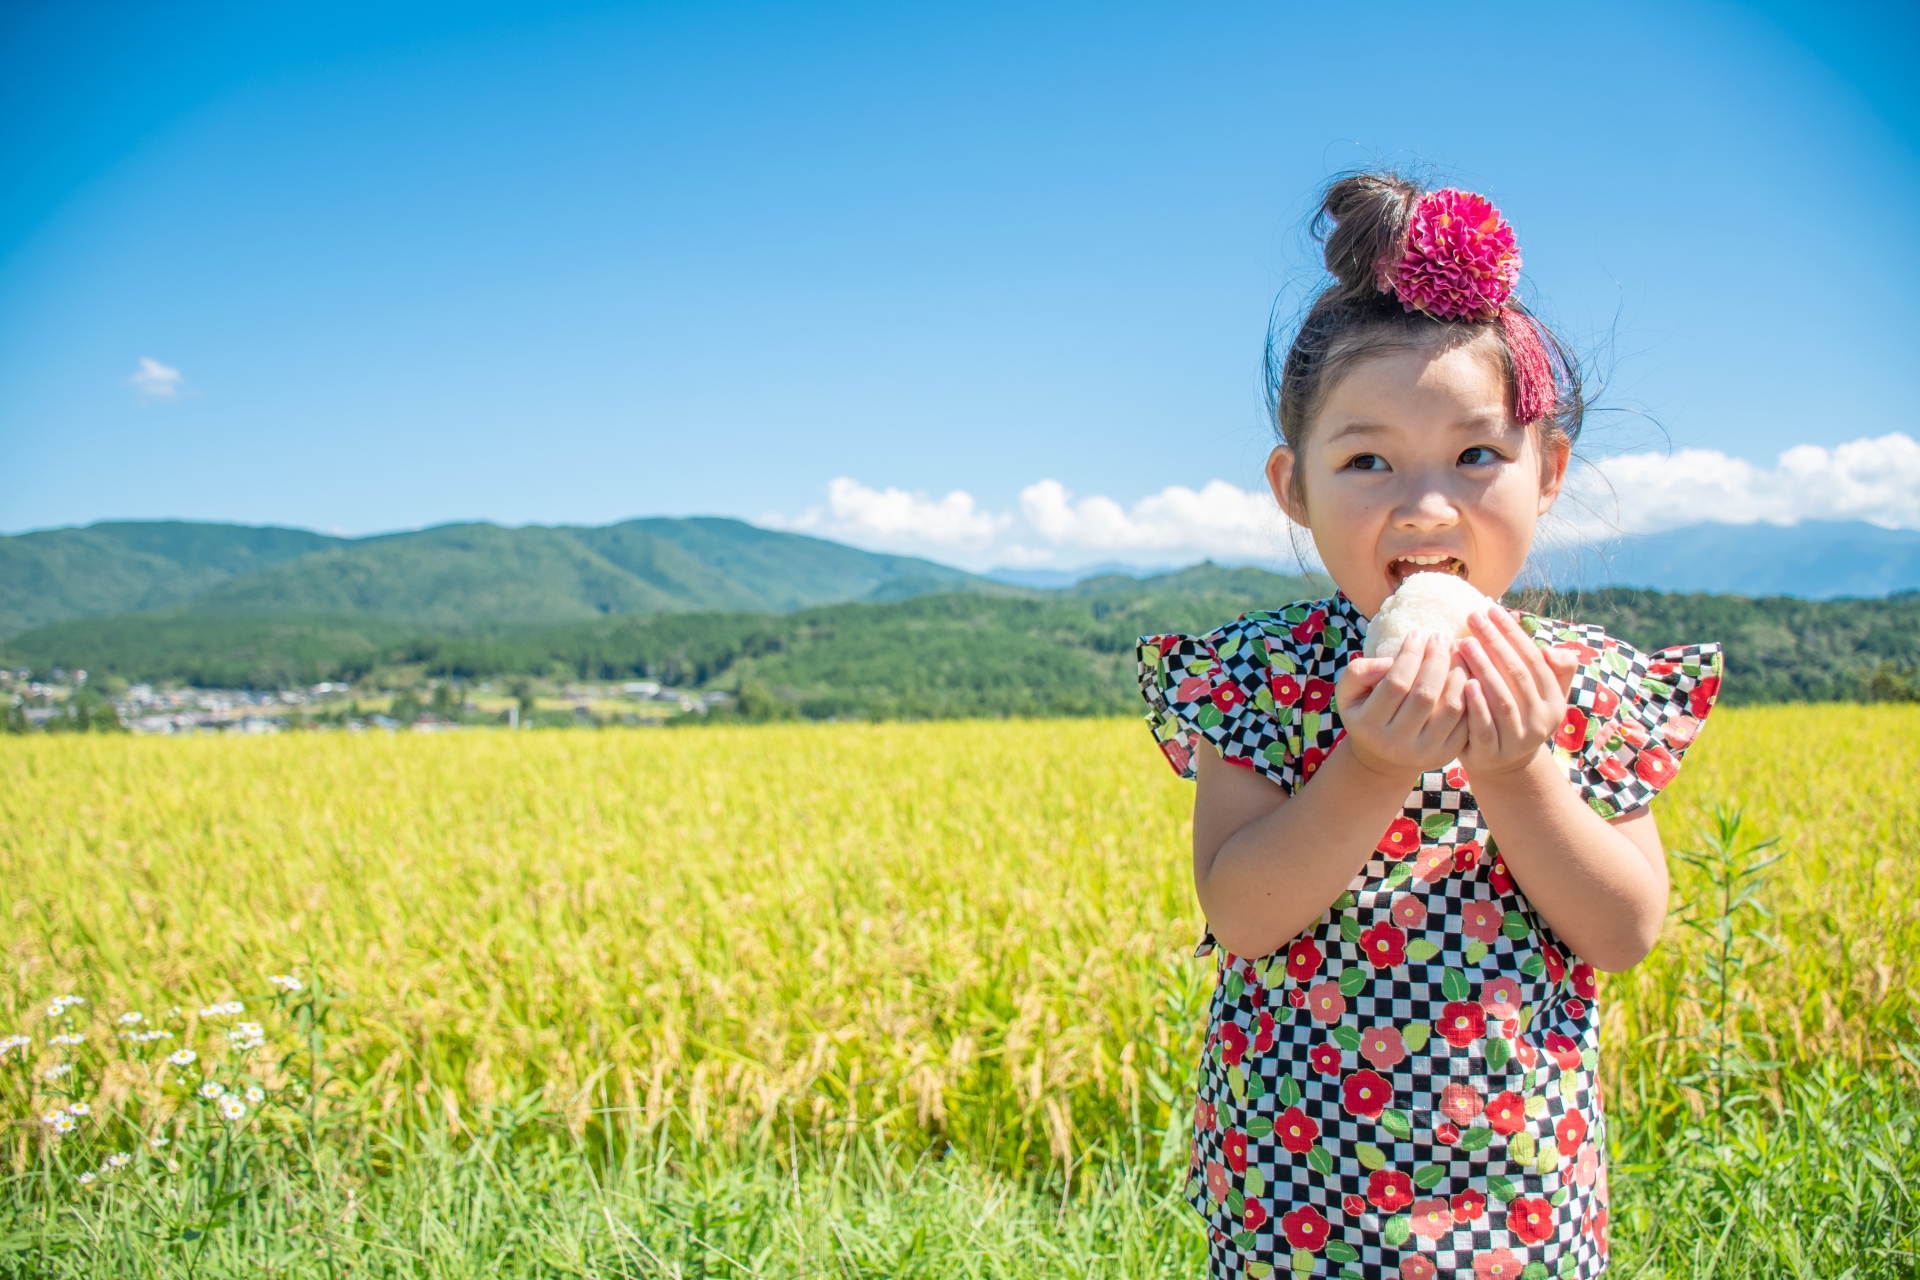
[1361, 572, 1493, 660]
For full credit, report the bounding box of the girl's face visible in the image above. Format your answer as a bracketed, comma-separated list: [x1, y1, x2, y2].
[1266, 337, 1569, 618]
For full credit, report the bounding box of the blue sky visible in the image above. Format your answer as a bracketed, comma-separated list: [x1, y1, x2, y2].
[2, 0, 1917, 568]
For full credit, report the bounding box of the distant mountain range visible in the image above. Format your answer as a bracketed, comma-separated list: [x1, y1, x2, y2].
[0, 517, 991, 639]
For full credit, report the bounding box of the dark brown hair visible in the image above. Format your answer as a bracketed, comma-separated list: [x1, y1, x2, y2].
[1266, 172, 1584, 504]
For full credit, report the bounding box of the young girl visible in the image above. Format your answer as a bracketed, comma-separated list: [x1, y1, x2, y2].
[1138, 174, 1721, 1280]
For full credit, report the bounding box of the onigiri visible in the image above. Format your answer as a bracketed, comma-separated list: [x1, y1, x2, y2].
[1362, 572, 1493, 660]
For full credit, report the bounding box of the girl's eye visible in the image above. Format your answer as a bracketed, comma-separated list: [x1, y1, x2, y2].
[1458, 446, 1503, 466]
[1346, 453, 1389, 472]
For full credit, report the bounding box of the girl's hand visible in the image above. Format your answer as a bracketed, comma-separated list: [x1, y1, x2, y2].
[1335, 630, 1469, 781]
[1457, 608, 1581, 779]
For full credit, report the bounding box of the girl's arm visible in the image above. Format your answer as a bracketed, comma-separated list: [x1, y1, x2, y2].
[1455, 608, 1669, 972]
[1193, 632, 1470, 958]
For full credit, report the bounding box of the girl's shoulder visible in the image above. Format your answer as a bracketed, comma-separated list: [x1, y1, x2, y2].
[1519, 613, 1726, 817]
[1135, 595, 1361, 786]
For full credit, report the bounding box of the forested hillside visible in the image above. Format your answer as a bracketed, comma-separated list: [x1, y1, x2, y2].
[7, 567, 1914, 714]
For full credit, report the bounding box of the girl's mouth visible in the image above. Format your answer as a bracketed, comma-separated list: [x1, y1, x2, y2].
[1388, 554, 1468, 587]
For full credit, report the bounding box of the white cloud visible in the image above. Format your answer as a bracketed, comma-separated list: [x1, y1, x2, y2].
[766, 476, 1306, 572]
[1566, 432, 1920, 537]
[764, 433, 1920, 576]
[129, 357, 183, 402]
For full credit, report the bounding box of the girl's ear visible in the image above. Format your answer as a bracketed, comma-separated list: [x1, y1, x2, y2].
[1266, 445, 1308, 525]
[1536, 433, 1572, 514]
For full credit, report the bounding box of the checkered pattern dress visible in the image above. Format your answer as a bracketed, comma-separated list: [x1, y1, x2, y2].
[1137, 593, 1721, 1280]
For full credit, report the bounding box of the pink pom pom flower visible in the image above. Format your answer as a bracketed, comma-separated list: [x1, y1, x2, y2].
[1388, 188, 1520, 321]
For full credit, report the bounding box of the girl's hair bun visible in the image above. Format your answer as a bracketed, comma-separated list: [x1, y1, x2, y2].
[1314, 173, 1419, 303]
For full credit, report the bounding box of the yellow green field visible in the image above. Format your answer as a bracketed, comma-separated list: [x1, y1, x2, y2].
[3, 706, 1915, 1168]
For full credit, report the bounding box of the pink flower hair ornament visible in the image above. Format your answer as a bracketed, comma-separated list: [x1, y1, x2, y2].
[1383, 187, 1558, 425]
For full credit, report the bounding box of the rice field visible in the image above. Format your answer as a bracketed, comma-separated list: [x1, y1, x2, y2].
[1, 707, 1917, 1276]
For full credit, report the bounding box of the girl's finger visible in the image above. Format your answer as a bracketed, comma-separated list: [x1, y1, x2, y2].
[1469, 610, 1540, 709]
[1464, 677, 1497, 755]
[1368, 631, 1429, 727]
[1492, 607, 1561, 703]
[1461, 635, 1522, 739]
[1390, 630, 1455, 737]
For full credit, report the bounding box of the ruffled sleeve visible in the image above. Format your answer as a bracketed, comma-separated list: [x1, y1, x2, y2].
[1525, 617, 1724, 819]
[1136, 613, 1307, 793]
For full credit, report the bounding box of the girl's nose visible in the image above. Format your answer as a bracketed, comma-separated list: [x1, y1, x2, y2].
[1394, 477, 1461, 530]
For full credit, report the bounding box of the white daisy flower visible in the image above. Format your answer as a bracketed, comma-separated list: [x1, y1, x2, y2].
[166, 1049, 197, 1067]
[0, 1034, 29, 1055]
[198, 1082, 224, 1100]
[244, 1086, 265, 1104]
[50, 1032, 84, 1046]
[151, 1135, 169, 1148]
[76, 1171, 96, 1185]
[268, 974, 303, 992]
[118, 1012, 144, 1026]
[51, 1113, 76, 1133]
[46, 1003, 63, 1019]
[44, 1063, 72, 1080]
[218, 1097, 246, 1121]
[41, 1110, 65, 1127]
[67, 1102, 91, 1117]
[105, 1152, 131, 1170]
[198, 1004, 225, 1019]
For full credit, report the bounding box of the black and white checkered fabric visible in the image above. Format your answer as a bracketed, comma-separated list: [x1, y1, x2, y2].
[1137, 594, 1722, 1280]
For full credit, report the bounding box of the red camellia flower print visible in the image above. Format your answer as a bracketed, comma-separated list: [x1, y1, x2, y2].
[1637, 743, 1678, 788]
[1174, 675, 1212, 703]
[1367, 1168, 1414, 1212]
[1691, 675, 1721, 718]
[1413, 843, 1454, 883]
[1277, 1105, 1318, 1153]
[1391, 895, 1428, 930]
[1452, 1187, 1487, 1222]
[1287, 939, 1324, 982]
[1341, 1193, 1366, 1218]
[1154, 634, 1181, 656]
[1223, 1128, 1249, 1173]
[1614, 716, 1650, 749]
[1452, 839, 1484, 873]
[1433, 1120, 1460, 1145]
[1571, 963, 1597, 1000]
[1211, 681, 1245, 714]
[1376, 816, 1421, 859]
[1461, 900, 1503, 944]
[1360, 1024, 1407, 1069]
[1438, 1001, 1487, 1048]
[1438, 1082, 1485, 1125]
[1590, 682, 1620, 719]
[1280, 1204, 1331, 1252]
[1553, 706, 1588, 752]
[1244, 1197, 1268, 1231]
[1485, 1090, 1527, 1134]
[1506, 1196, 1555, 1244]
[1206, 1160, 1229, 1203]
[1408, 1197, 1455, 1240]
[1290, 609, 1328, 645]
[1586, 1205, 1609, 1250]
[1342, 1069, 1392, 1119]
[1288, 987, 1308, 1008]
[1473, 1248, 1525, 1280]
[1511, 1038, 1538, 1070]
[1555, 1109, 1589, 1152]
[1302, 677, 1334, 713]
[1398, 1254, 1439, 1280]
[1546, 1032, 1582, 1070]
[1219, 1021, 1248, 1066]
[1159, 738, 1192, 774]
[1479, 976, 1521, 1020]
[1301, 746, 1328, 781]
[1193, 1098, 1216, 1133]
[1307, 981, 1346, 1023]
[1597, 753, 1630, 783]
[1310, 1042, 1344, 1075]
[1542, 945, 1567, 985]
[1665, 713, 1702, 748]
[1270, 671, 1303, 707]
[1254, 1009, 1276, 1054]
[1489, 855, 1514, 895]
[1360, 922, 1407, 968]
[1553, 640, 1601, 665]
[1574, 1142, 1599, 1188]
